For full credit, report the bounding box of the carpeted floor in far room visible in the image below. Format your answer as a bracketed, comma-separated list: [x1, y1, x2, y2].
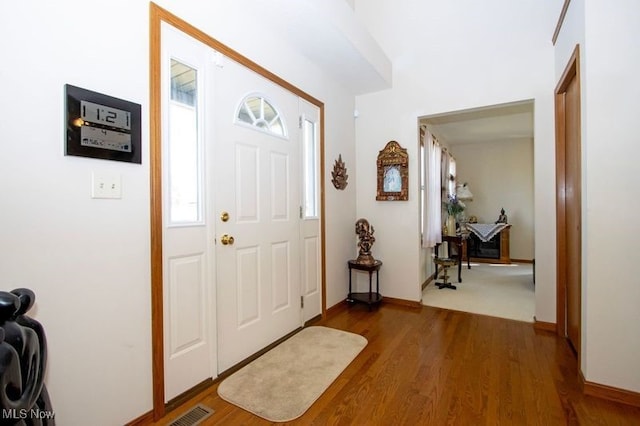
[422, 262, 535, 322]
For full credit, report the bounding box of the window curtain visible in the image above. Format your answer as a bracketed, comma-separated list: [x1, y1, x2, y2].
[448, 156, 457, 199]
[441, 149, 449, 201]
[440, 149, 456, 201]
[422, 130, 442, 248]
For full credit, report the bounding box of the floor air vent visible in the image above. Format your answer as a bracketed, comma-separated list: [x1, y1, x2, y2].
[169, 404, 214, 426]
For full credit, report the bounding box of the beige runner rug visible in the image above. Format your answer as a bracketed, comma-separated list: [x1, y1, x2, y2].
[217, 326, 367, 422]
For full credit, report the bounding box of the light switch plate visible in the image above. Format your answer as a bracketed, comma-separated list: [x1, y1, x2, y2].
[92, 172, 122, 199]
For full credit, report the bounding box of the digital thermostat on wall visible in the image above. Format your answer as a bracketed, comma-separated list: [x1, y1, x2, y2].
[65, 84, 141, 164]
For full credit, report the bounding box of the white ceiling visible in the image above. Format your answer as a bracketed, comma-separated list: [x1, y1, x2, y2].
[244, 0, 392, 95]
[422, 100, 534, 146]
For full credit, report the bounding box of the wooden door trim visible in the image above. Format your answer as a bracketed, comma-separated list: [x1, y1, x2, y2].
[554, 44, 581, 353]
[552, 0, 572, 45]
[149, 2, 326, 420]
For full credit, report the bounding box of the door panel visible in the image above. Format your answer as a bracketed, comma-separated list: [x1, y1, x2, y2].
[556, 47, 582, 359]
[565, 74, 581, 353]
[299, 99, 322, 322]
[272, 241, 292, 311]
[167, 254, 206, 354]
[236, 144, 259, 222]
[303, 236, 320, 294]
[215, 58, 302, 372]
[271, 152, 290, 220]
[161, 24, 215, 401]
[237, 246, 260, 327]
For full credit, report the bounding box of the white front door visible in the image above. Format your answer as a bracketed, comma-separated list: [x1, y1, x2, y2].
[161, 24, 216, 401]
[214, 58, 304, 372]
[161, 24, 322, 390]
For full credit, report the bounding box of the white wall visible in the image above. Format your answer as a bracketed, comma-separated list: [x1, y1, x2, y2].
[555, 0, 640, 394]
[0, 2, 152, 424]
[354, 0, 561, 307]
[323, 97, 359, 308]
[583, 0, 640, 394]
[451, 139, 535, 260]
[0, 0, 358, 424]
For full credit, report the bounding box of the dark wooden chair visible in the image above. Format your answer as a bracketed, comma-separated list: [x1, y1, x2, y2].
[434, 235, 464, 289]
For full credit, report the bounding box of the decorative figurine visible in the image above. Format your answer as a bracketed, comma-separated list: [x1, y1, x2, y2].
[0, 288, 55, 425]
[331, 154, 348, 190]
[495, 208, 508, 224]
[355, 218, 376, 265]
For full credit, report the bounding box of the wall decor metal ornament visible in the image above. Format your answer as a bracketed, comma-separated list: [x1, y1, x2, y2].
[354, 218, 376, 265]
[331, 154, 349, 190]
[376, 140, 408, 201]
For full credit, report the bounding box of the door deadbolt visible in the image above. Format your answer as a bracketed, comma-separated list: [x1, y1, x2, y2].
[220, 211, 230, 222]
[220, 234, 235, 245]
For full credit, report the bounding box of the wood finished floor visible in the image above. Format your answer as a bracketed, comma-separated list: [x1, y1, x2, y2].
[154, 304, 640, 425]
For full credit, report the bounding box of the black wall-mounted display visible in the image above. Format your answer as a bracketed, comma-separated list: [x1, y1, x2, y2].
[65, 84, 141, 163]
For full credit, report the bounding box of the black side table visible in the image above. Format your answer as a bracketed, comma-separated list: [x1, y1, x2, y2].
[347, 260, 383, 310]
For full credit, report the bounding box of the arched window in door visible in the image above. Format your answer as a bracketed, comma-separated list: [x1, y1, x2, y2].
[235, 94, 286, 137]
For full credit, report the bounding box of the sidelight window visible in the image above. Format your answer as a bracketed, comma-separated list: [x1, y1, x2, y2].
[303, 118, 318, 218]
[168, 59, 203, 224]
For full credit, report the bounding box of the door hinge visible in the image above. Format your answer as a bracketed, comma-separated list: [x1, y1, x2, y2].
[298, 116, 302, 129]
[299, 206, 303, 219]
[301, 296, 304, 308]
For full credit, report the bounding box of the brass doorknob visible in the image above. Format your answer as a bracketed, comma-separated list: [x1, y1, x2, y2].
[220, 234, 235, 245]
[220, 211, 230, 222]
